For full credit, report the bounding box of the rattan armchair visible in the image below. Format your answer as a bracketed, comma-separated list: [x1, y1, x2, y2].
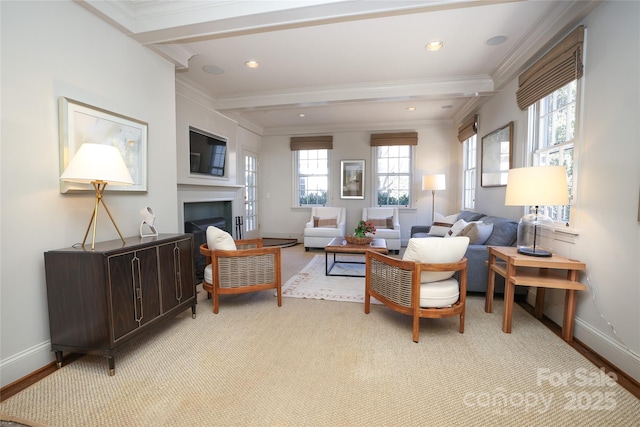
[364, 242, 468, 342]
[199, 238, 282, 314]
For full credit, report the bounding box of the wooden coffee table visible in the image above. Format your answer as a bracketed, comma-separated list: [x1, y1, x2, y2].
[324, 237, 388, 277]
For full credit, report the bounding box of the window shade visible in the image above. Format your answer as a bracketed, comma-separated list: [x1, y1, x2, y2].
[370, 132, 418, 146]
[516, 25, 584, 110]
[457, 114, 478, 143]
[290, 135, 333, 151]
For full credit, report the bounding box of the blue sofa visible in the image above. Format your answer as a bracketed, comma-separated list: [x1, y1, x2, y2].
[410, 210, 520, 295]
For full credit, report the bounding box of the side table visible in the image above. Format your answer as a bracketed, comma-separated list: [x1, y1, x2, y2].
[485, 246, 586, 342]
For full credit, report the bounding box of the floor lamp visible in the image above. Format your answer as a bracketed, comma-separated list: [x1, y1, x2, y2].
[60, 143, 134, 250]
[422, 174, 446, 224]
[505, 166, 569, 257]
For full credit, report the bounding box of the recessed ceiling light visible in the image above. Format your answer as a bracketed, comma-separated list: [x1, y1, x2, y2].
[245, 60, 260, 69]
[486, 35, 507, 46]
[406, 107, 416, 111]
[425, 40, 444, 51]
[202, 65, 225, 75]
[298, 113, 306, 118]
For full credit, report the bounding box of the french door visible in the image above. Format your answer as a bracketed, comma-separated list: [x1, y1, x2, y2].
[243, 151, 259, 239]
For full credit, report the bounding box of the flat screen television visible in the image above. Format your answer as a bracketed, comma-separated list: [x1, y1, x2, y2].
[189, 127, 227, 177]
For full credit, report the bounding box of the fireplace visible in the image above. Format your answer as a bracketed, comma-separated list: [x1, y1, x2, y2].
[183, 201, 233, 281]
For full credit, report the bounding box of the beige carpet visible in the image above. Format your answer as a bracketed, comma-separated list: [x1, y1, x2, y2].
[1, 283, 639, 426]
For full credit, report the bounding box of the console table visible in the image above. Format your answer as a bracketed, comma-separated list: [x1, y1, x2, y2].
[44, 234, 197, 375]
[485, 246, 586, 342]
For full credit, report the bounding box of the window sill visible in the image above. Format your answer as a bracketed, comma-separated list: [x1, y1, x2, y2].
[555, 226, 579, 244]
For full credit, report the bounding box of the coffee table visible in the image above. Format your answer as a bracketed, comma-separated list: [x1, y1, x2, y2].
[324, 237, 388, 277]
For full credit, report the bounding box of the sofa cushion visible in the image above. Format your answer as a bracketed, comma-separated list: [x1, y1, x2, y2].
[458, 222, 494, 245]
[481, 216, 518, 246]
[369, 216, 393, 229]
[206, 226, 236, 250]
[403, 236, 469, 283]
[313, 216, 338, 228]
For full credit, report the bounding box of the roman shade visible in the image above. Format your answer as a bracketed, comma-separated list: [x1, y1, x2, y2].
[516, 25, 584, 110]
[457, 114, 478, 143]
[370, 132, 418, 146]
[290, 135, 333, 150]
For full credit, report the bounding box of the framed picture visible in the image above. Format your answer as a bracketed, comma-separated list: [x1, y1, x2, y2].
[59, 97, 148, 193]
[341, 160, 365, 199]
[481, 121, 513, 187]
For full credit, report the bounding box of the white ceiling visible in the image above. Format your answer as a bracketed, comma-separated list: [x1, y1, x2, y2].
[78, 0, 599, 134]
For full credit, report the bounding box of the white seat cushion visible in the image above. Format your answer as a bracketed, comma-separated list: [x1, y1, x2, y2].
[204, 264, 213, 284]
[419, 278, 459, 308]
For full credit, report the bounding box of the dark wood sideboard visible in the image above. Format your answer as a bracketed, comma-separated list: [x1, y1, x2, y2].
[44, 233, 197, 375]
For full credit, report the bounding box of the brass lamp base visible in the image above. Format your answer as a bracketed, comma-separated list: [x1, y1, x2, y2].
[82, 180, 126, 250]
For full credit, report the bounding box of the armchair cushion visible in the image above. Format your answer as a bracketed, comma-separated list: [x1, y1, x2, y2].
[206, 226, 236, 250]
[420, 278, 459, 308]
[402, 236, 470, 283]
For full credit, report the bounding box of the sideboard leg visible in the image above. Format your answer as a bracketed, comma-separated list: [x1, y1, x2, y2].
[55, 351, 63, 369]
[192, 305, 197, 319]
[108, 356, 115, 376]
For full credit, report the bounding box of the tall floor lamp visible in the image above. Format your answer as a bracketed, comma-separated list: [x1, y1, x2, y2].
[422, 174, 446, 224]
[505, 166, 569, 257]
[60, 143, 134, 250]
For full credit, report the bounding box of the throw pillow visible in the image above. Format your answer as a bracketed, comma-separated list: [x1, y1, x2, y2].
[429, 221, 454, 237]
[368, 216, 394, 229]
[206, 226, 237, 250]
[434, 212, 459, 224]
[313, 216, 338, 228]
[458, 222, 494, 245]
[445, 219, 469, 238]
[402, 236, 470, 283]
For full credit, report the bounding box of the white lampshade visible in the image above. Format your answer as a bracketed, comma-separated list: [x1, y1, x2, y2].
[422, 174, 446, 191]
[61, 143, 134, 185]
[505, 166, 568, 206]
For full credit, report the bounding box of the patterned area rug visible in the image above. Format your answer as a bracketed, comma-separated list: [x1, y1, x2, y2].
[282, 255, 380, 303]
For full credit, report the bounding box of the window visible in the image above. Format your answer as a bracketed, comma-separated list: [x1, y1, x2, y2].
[374, 145, 412, 206]
[295, 149, 329, 206]
[528, 80, 578, 224]
[462, 134, 477, 210]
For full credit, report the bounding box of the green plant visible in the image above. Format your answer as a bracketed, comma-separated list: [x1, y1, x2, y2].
[354, 220, 376, 238]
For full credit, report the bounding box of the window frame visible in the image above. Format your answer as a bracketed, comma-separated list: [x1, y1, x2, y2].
[293, 148, 331, 207]
[526, 79, 581, 227]
[462, 134, 477, 210]
[372, 144, 414, 208]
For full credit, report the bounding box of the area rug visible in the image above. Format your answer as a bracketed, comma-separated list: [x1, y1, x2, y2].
[282, 254, 378, 303]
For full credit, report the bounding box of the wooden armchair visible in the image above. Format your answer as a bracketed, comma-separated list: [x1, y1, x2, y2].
[364, 236, 469, 342]
[199, 238, 282, 314]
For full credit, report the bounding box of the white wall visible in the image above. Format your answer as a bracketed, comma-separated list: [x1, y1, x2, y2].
[473, 1, 640, 382]
[0, 1, 178, 387]
[260, 123, 460, 244]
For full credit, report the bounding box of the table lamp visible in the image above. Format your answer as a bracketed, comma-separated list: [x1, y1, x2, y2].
[505, 166, 569, 257]
[60, 143, 134, 250]
[422, 174, 446, 224]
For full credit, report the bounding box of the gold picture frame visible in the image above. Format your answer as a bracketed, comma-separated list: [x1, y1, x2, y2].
[481, 121, 513, 187]
[59, 97, 148, 193]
